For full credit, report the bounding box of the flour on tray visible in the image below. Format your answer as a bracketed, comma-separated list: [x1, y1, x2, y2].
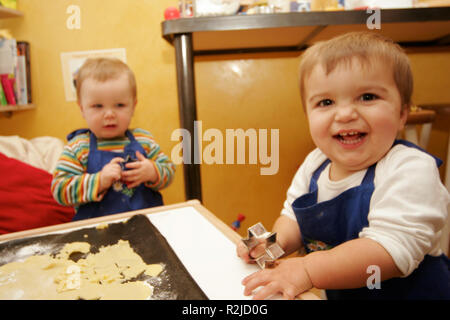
[0, 239, 164, 300]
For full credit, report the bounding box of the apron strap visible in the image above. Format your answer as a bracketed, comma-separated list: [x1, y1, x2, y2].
[67, 128, 90, 141]
[309, 159, 330, 193]
[394, 139, 443, 167]
[123, 130, 146, 158]
[125, 130, 135, 142]
[89, 131, 98, 152]
[361, 163, 376, 185]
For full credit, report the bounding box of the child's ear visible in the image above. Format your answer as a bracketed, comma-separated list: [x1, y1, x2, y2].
[399, 105, 409, 130]
[77, 100, 86, 119]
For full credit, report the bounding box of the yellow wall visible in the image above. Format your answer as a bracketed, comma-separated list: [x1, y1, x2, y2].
[195, 54, 316, 235]
[1, 1, 449, 236]
[0, 0, 186, 207]
[196, 50, 450, 236]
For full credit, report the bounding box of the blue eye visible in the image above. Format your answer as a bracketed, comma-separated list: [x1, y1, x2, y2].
[317, 99, 333, 107]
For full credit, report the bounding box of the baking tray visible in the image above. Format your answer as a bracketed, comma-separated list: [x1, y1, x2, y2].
[0, 214, 208, 300]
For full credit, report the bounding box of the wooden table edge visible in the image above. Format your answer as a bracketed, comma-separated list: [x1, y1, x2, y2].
[0, 199, 321, 300]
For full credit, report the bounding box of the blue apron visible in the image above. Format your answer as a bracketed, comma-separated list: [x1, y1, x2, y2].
[68, 129, 163, 221]
[292, 140, 450, 299]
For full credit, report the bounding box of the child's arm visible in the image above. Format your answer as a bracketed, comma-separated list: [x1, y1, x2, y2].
[144, 145, 175, 190]
[273, 215, 303, 255]
[122, 129, 175, 190]
[51, 148, 122, 205]
[97, 157, 124, 194]
[121, 149, 175, 189]
[242, 237, 401, 300]
[237, 149, 312, 263]
[120, 151, 158, 189]
[303, 237, 402, 289]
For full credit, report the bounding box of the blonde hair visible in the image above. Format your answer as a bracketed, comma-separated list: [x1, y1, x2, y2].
[75, 57, 137, 101]
[298, 32, 413, 111]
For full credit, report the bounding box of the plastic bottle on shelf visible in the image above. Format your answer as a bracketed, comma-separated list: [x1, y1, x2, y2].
[268, 0, 291, 12]
[311, 0, 340, 10]
[290, 0, 312, 12]
[179, 0, 195, 17]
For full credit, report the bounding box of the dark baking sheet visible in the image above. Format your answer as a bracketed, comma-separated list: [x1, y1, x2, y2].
[0, 214, 208, 300]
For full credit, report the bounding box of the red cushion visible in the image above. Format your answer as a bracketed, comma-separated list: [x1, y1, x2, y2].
[0, 153, 75, 234]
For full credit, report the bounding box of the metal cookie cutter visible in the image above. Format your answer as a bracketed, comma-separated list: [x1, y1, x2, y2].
[242, 222, 285, 269]
[119, 154, 137, 171]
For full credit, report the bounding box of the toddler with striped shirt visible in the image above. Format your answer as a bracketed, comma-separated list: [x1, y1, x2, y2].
[51, 58, 175, 220]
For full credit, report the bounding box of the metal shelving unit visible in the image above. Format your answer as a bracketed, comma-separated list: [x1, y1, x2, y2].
[161, 7, 450, 201]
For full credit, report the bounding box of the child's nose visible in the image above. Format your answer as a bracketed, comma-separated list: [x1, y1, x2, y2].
[104, 108, 115, 118]
[334, 104, 358, 122]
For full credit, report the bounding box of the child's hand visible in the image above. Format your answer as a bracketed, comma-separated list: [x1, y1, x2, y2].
[121, 151, 158, 189]
[98, 157, 124, 194]
[242, 257, 313, 300]
[236, 239, 266, 264]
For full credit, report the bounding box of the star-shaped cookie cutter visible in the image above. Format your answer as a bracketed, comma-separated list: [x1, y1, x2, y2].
[242, 222, 285, 269]
[119, 154, 137, 171]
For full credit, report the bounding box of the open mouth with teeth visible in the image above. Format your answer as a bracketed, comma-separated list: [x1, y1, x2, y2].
[333, 131, 367, 145]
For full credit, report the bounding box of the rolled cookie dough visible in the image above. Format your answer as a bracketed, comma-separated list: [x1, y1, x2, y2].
[0, 240, 163, 300]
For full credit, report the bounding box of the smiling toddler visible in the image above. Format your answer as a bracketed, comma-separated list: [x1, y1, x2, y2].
[237, 32, 449, 300]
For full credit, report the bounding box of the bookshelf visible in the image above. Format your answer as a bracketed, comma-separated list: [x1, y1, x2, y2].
[0, 6, 23, 19]
[1, 103, 34, 112]
[0, 7, 33, 114]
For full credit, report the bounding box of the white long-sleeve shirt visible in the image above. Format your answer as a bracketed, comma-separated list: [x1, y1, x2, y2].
[281, 144, 449, 277]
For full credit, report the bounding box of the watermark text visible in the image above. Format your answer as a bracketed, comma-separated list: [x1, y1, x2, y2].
[366, 264, 381, 289]
[171, 121, 279, 175]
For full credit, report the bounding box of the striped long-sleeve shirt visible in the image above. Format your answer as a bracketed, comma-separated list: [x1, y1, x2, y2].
[51, 128, 175, 209]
